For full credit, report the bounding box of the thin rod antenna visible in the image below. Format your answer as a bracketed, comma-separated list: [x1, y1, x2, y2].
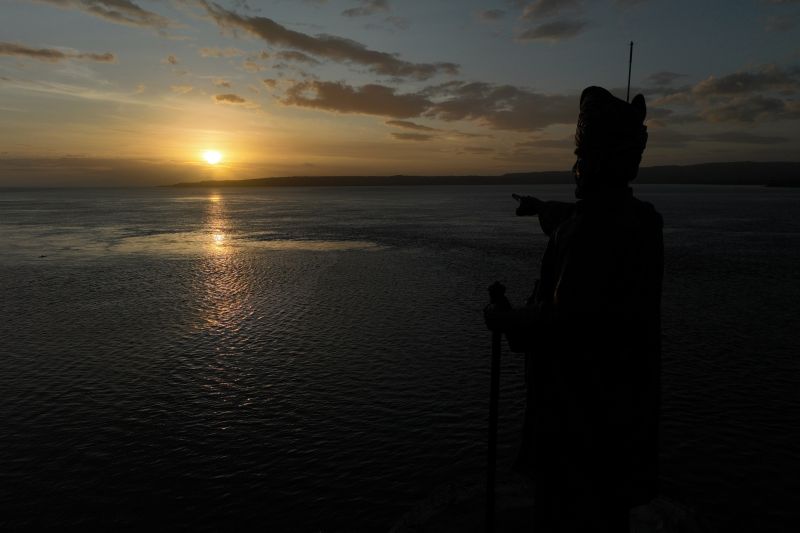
[627, 41, 634, 102]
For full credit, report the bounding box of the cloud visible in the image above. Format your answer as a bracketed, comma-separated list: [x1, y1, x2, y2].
[645, 71, 687, 86]
[692, 64, 800, 97]
[384, 119, 493, 140]
[281, 79, 576, 131]
[198, 1, 458, 79]
[0, 76, 175, 108]
[214, 78, 231, 88]
[262, 78, 278, 88]
[478, 9, 506, 21]
[0, 41, 116, 63]
[170, 84, 193, 94]
[32, 0, 172, 29]
[645, 126, 790, 147]
[644, 126, 695, 148]
[462, 146, 494, 154]
[199, 46, 247, 57]
[391, 132, 434, 141]
[342, 0, 390, 17]
[385, 120, 437, 132]
[701, 95, 796, 123]
[383, 15, 410, 30]
[163, 54, 179, 65]
[765, 14, 798, 31]
[214, 93, 247, 104]
[275, 51, 321, 65]
[701, 131, 789, 144]
[423, 81, 576, 131]
[449, 130, 494, 139]
[650, 64, 800, 124]
[518, 19, 588, 41]
[515, 137, 573, 149]
[283, 81, 431, 118]
[521, 0, 582, 19]
[242, 60, 266, 72]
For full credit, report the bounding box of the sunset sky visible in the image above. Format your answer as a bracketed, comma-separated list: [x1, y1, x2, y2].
[2, 0, 799, 186]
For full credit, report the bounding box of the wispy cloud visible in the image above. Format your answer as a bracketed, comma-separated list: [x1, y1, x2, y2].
[385, 119, 493, 141]
[283, 81, 430, 118]
[32, 0, 172, 29]
[644, 71, 687, 86]
[375, 15, 410, 31]
[242, 60, 267, 72]
[391, 132, 434, 141]
[701, 131, 789, 144]
[214, 93, 247, 104]
[197, 1, 458, 79]
[275, 51, 321, 65]
[461, 146, 493, 154]
[477, 9, 506, 22]
[170, 84, 193, 94]
[0, 41, 116, 63]
[701, 95, 797, 122]
[518, 19, 588, 41]
[0, 76, 176, 108]
[653, 64, 800, 123]
[385, 120, 438, 132]
[198, 46, 248, 58]
[515, 136, 573, 149]
[692, 64, 800, 96]
[765, 14, 798, 31]
[521, 0, 582, 19]
[342, 0, 390, 18]
[645, 125, 791, 148]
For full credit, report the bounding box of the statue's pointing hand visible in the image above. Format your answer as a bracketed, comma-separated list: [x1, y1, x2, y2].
[512, 194, 542, 217]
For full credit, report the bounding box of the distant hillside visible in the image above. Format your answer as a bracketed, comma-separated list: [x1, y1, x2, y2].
[636, 162, 800, 185]
[170, 161, 800, 188]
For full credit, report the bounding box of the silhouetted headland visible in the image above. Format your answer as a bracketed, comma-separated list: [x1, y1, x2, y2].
[169, 161, 800, 188]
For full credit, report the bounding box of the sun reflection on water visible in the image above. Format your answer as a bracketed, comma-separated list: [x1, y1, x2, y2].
[194, 193, 253, 336]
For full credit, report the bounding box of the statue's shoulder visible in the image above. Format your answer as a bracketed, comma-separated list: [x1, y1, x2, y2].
[629, 196, 663, 228]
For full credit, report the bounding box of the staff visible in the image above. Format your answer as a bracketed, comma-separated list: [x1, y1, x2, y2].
[627, 41, 634, 102]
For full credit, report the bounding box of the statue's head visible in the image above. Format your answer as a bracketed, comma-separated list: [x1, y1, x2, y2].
[573, 86, 648, 198]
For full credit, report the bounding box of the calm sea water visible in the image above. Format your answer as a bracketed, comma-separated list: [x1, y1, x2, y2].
[0, 185, 798, 532]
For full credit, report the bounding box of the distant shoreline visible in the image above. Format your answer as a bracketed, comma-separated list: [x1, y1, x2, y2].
[169, 161, 800, 188]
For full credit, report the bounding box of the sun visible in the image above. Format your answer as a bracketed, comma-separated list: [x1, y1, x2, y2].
[202, 150, 223, 165]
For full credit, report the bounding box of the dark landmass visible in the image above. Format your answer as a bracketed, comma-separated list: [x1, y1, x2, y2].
[170, 161, 800, 188]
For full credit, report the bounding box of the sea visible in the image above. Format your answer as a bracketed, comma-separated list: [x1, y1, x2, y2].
[0, 185, 798, 532]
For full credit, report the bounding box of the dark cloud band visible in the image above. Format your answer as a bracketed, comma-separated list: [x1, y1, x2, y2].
[33, 0, 172, 29]
[281, 79, 576, 131]
[198, 1, 458, 79]
[0, 41, 116, 63]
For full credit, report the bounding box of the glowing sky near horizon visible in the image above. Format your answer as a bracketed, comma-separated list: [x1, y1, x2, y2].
[1, 0, 799, 185]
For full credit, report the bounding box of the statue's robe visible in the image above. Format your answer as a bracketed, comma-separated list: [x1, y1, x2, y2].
[514, 188, 663, 520]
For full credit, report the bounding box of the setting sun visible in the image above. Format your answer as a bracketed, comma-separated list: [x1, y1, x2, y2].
[202, 150, 223, 165]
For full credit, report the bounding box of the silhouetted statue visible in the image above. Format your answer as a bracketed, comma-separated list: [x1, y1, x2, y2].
[486, 86, 662, 532]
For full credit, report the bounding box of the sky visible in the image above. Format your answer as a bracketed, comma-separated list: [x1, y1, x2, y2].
[1, 0, 799, 186]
